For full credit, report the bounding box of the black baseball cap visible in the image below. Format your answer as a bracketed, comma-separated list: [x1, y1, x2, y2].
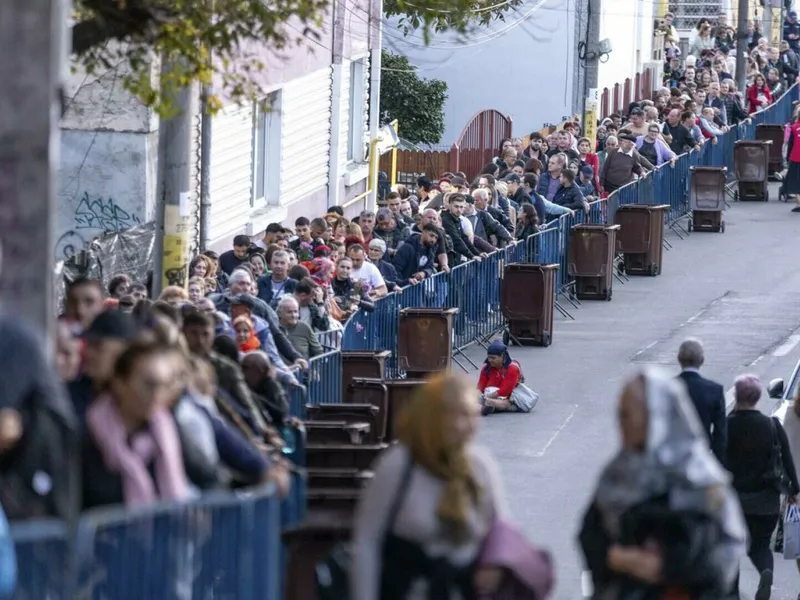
[82, 311, 138, 340]
[503, 173, 521, 183]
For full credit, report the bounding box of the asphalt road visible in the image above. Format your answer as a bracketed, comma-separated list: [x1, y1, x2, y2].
[462, 185, 800, 600]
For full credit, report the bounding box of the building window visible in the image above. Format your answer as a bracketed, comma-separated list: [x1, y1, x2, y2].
[347, 59, 367, 162]
[253, 90, 282, 206]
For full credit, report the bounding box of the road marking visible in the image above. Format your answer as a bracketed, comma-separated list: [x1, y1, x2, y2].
[773, 333, 800, 357]
[535, 404, 577, 458]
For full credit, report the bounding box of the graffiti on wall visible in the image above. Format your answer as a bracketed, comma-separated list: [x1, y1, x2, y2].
[73, 192, 141, 232]
[55, 230, 88, 260]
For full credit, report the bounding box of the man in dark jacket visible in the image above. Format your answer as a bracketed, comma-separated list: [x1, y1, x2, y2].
[392, 224, 439, 285]
[600, 134, 653, 193]
[411, 209, 450, 273]
[676, 338, 727, 464]
[256, 249, 297, 306]
[439, 194, 484, 265]
[780, 40, 800, 86]
[784, 11, 800, 53]
[372, 207, 409, 258]
[469, 188, 513, 247]
[553, 170, 589, 211]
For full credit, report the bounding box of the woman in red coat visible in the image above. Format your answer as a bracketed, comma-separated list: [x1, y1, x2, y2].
[577, 137, 601, 194]
[747, 74, 772, 114]
[785, 110, 800, 212]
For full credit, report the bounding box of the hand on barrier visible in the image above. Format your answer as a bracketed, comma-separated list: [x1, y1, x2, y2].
[293, 358, 308, 370]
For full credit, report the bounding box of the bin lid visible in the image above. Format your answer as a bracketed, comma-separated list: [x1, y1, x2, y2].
[617, 204, 670, 211]
[504, 263, 559, 272]
[735, 139, 772, 146]
[399, 307, 459, 316]
[690, 166, 727, 173]
[572, 224, 620, 231]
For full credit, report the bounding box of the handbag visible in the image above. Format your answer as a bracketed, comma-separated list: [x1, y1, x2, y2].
[510, 384, 539, 413]
[315, 456, 414, 600]
[783, 503, 800, 559]
[765, 417, 793, 496]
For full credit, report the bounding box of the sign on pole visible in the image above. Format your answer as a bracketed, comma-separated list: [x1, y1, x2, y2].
[584, 88, 599, 150]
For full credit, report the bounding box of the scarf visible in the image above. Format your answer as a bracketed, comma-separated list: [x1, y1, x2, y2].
[593, 370, 744, 544]
[239, 333, 261, 352]
[86, 394, 189, 507]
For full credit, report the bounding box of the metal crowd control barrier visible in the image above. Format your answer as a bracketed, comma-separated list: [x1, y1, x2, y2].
[15, 85, 795, 600]
[341, 84, 799, 369]
[13, 486, 288, 600]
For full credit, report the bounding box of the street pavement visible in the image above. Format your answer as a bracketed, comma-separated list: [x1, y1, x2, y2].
[462, 184, 800, 599]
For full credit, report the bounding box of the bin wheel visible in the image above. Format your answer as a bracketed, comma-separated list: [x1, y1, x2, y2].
[649, 264, 659, 277]
[720, 221, 726, 233]
[687, 220, 693, 233]
[617, 263, 626, 275]
[605, 288, 613, 301]
[764, 188, 770, 202]
[540, 332, 551, 348]
[502, 330, 511, 346]
[734, 190, 739, 202]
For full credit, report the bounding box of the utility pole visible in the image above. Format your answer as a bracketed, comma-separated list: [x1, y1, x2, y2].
[199, 84, 213, 252]
[735, 0, 749, 94]
[152, 60, 193, 298]
[0, 0, 66, 337]
[765, 2, 773, 42]
[581, 0, 601, 144]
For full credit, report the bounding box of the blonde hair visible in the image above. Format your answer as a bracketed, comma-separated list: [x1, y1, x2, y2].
[395, 373, 482, 541]
[158, 285, 188, 303]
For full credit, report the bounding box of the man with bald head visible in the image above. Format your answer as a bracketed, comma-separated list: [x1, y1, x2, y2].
[410, 208, 450, 272]
[677, 338, 727, 463]
[241, 351, 290, 425]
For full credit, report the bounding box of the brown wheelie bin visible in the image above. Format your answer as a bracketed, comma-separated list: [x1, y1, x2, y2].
[567, 224, 620, 301]
[688, 166, 726, 233]
[613, 204, 669, 276]
[756, 123, 784, 177]
[734, 140, 771, 201]
[397, 307, 458, 377]
[500, 263, 558, 347]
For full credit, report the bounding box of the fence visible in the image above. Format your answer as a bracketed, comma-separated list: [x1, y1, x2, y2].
[600, 67, 658, 119]
[378, 108, 513, 186]
[12, 483, 304, 599]
[342, 84, 798, 371]
[16, 87, 795, 600]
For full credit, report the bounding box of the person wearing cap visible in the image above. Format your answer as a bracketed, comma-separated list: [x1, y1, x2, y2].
[785, 10, 800, 53]
[426, 175, 466, 211]
[600, 133, 653, 194]
[577, 165, 598, 198]
[72, 311, 140, 422]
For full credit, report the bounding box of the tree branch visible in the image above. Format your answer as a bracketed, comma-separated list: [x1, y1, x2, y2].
[71, 0, 174, 55]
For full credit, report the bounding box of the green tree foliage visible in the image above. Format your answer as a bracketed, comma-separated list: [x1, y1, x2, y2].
[380, 51, 447, 145]
[71, 0, 512, 115]
[72, 0, 328, 115]
[384, 0, 522, 41]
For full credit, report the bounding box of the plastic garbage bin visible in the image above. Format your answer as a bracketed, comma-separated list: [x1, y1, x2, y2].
[756, 123, 785, 176]
[500, 263, 558, 347]
[613, 204, 669, 276]
[397, 307, 458, 377]
[688, 166, 726, 233]
[567, 224, 620, 301]
[734, 140, 771, 201]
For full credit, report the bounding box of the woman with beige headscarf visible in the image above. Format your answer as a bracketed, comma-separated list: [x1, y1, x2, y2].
[579, 369, 746, 599]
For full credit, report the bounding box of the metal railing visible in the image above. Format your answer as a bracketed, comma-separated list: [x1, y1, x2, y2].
[339, 84, 798, 371]
[12, 484, 303, 599]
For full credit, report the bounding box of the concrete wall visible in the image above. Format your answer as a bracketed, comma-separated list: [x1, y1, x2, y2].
[57, 57, 158, 259]
[385, 0, 577, 144]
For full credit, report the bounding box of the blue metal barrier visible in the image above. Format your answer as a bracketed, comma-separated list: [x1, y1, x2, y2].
[13, 487, 285, 600]
[307, 349, 342, 405]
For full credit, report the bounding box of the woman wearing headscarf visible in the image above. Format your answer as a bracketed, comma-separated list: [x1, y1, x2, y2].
[350, 373, 554, 600]
[726, 374, 799, 600]
[579, 369, 746, 600]
[477, 340, 534, 416]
